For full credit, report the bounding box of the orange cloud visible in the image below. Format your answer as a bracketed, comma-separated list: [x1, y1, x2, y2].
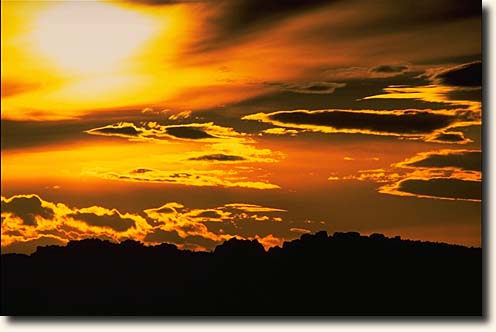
[86, 121, 249, 143]
[2, 194, 290, 254]
[329, 149, 481, 202]
[86, 168, 280, 189]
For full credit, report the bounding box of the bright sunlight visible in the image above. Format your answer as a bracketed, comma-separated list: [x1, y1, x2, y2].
[32, 1, 159, 76]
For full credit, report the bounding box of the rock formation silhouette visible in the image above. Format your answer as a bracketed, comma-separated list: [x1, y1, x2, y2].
[1, 231, 482, 315]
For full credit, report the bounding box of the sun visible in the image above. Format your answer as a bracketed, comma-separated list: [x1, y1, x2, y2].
[31, 1, 159, 76]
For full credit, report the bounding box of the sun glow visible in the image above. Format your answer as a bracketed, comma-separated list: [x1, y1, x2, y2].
[31, 1, 160, 76]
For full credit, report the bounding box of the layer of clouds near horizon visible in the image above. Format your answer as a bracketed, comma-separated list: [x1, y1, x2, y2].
[1, 194, 301, 254]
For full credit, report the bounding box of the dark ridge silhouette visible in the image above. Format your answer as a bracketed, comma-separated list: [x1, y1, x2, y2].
[1, 232, 482, 316]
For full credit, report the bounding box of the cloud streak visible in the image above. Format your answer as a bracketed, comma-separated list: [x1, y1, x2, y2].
[85, 168, 280, 190]
[267, 81, 346, 94]
[86, 122, 248, 142]
[243, 109, 476, 143]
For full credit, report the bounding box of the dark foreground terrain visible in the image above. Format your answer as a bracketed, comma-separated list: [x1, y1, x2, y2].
[1, 231, 482, 315]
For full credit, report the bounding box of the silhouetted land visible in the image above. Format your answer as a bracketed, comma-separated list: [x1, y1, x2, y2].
[1, 232, 482, 315]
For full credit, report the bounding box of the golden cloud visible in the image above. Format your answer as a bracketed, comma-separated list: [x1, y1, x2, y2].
[2, 194, 291, 254]
[329, 149, 481, 202]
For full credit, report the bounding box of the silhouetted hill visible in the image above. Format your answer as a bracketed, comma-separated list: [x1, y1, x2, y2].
[1, 232, 482, 315]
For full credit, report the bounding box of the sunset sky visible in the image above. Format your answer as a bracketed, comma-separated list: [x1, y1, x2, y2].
[1, 0, 482, 254]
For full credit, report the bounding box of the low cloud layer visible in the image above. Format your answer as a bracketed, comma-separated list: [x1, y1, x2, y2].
[1, 194, 296, 254]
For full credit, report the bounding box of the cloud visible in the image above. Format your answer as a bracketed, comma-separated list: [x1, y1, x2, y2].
[363, 82, 481, 114]
[380, 178, 481, 202]
[1, 194, 152, 252]
[187, 154, 247, 162]
[130, 168, 154, 174]
[435, 61, 482, 87]
[205, 0, 336, 44]
[425, 131, 472, 144]
[243, 109, 474, 141]
[67, 211, 136, 232]
[331, 149, 481, 202]
[86, 168, 280, 190]
[168, 110, 192, 121]
[1, 195, 54, 226]
[1, 235, 66, 255]
[86, 122, 248, 142]
[188, 142, 284, 163]
[267, 82, 346, 94]
[336, 169, 402, 183]
[125, 0, 202, 5]
[370, 65, 408, 74]
[290, 227, 312, 234]
[261, 128, 299, 136]
[395, 150, 481, 172]
[165, 126, 215, 139]
[223, 203, 286, 213]
[143, 200, 289, 249]
[88, 123, 141, 137]
[2, 194, 294, 254]
[1, 80, 40, 98]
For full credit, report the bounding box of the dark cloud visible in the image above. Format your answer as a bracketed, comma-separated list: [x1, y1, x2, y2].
[169, 172, 192, 178]
[1, 236, 66, 255]
[446, 88, 481, 102]
[143, 229, 184, 244]
[300, 0, 480, 41]
[85, 122, 244, 142]
[267, 82, 346, 94]
[88, 124, 141, 137]
[404, 151, 481, 172]
[154, 206, 177, 214]
[188, 154, 246, 161]
[1, 119, 106, 150]
[233, 72, 460, 115]
[126, 0, 201, 5]
[195, 210, 223, 219]
[70, 212, 136, 232]
[430, 132, 468, 143]
[398, 178, 481, 201]
[130, 168, 154, 174]
[212, 0, 336, 41]
[248, 109, 462, 135]
[370, 65, 408, 73]
[165, 126, 214, 139]
[1, 195, 54, 226]
[436, 61, 482, 87]
[143, 229, 220, 250]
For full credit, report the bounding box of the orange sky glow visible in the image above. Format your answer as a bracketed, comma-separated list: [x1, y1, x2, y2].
[1, 0, 481, 253]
